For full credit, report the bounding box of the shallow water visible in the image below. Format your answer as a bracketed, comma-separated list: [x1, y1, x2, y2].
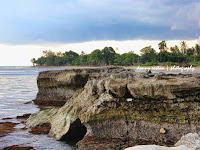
[0, 66, 75, 149]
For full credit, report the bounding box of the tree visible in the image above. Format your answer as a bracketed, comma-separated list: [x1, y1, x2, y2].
[186, 47, 195, 56]
[30, 58, 36, 66]
[121, 51, 139, 65]
[54, 57, 65, 66]
[114, 53, 122, 65]
[158, 51, 170, 62]
[102, 47, 116, 65]
[81, 51, 86, 56]
[195, 44, 200, 55]
[170, 45, 180, 53]
[87, 49, 102, 66]
[158, 41, 167, 52]
[56, 51, 63, 57]
[180, 41, 187, 54]
[42, 50, 56, 57]
[170, 46, 178, 53]
[80, 54, 88, 65]
[63, 50, 79, 65]
[45, 55, 56, 66]
[140, 46, 157, 63]
[36, 57, 46, 66]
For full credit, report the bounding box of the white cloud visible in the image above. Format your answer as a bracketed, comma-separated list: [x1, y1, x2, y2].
[171, 26, 176, 30]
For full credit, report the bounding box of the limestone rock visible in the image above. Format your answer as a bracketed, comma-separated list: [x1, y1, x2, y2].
[26, 67, 200, 149]
[175, 133, 200, 149]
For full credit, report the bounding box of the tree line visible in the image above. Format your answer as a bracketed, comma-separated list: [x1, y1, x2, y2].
[31, 41, 200, 66]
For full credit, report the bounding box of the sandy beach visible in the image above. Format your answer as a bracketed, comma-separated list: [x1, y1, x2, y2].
[33, 65, 200, 72]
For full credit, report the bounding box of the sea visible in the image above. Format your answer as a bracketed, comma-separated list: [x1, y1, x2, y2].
[0, 66, 75, 150]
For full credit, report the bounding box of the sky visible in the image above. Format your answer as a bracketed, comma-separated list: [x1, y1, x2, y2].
[0, 0, 200, 66]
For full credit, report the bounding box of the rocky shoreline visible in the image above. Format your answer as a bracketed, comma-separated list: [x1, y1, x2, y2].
[25, 67, 200, 149]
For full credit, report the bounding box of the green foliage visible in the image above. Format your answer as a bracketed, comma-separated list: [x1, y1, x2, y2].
[80, 54, 88, 66]
[54, 57, 65, 66]
[186, 48, 195, 56]
[158, 41, 167, 52]
[30, 58, 36, 66]
[63, 50, 79, 65]
[158, 51, 169, 62]
[102, 47, 115, 65]
[87, 49, 103, 66]
[161, 62, 179, 66]
[180, 41, 187, 54]
[36, 56, 46, 66]
[140, 46, 157, 64]
[170, 45, 180, 53]
[114, 53, 122, 65]
[195, 44, 200, 54]
[188, 61, 200, 66]
[121, 51, 139, 65]
[32, 43, 200, 67]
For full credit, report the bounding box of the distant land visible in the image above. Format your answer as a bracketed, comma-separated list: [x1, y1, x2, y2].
[31, 41, 200, 67]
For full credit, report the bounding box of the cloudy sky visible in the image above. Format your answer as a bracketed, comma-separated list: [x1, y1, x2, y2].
[0, 0, 200, 66]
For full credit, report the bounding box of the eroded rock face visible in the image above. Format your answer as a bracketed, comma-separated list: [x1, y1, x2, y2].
[26, 67, 200, 149]
[33, 67, 126, 106]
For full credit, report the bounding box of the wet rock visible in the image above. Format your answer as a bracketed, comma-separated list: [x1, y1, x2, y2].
[0, 122, 19, 137]
[16, 113, 31, 120]
[1, 117, 13, 120]
[2, 145, 34, 150]
[29, 123, 51, 134]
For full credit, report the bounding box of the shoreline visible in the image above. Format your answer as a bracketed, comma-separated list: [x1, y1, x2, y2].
[31, 65, 200, 72]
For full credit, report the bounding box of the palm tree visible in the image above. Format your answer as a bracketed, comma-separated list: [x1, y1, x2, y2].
[180, 41, 187, 55]
[195, 44, 200, 55]
[31, 58, 36, 66]
[158, 41, 167, 52]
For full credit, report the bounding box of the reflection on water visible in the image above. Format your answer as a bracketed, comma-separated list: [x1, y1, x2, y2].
[0, 66, 75, 150]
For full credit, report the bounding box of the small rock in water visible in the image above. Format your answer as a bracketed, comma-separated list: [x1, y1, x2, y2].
[160, 128, 166, 134]
[0, 122, 20, 137]
[146, 69, 152, 73]
[29, 123, 51, 134]
[2, 145, 34, 150]
[16, 113, 31, 120]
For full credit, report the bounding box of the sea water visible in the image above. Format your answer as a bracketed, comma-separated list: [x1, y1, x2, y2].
[0, 66, 75, 150]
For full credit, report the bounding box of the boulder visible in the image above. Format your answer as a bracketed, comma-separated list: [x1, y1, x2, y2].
[125, 133, 200, 150]
[175, 133, 200, 149]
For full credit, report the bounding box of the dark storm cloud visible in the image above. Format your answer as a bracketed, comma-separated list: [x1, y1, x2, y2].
[0, 0, 199, 44]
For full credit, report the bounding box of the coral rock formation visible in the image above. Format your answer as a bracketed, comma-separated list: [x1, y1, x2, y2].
[26, 67, 200, 149]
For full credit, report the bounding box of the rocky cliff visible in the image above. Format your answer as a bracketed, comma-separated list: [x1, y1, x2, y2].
[26, 67, 200, 150]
